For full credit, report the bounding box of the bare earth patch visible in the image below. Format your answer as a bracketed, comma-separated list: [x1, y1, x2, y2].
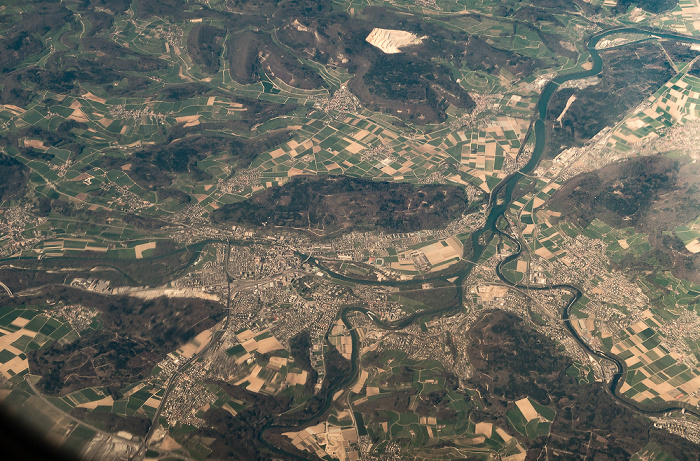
[365, 28, 424, 54]
[134, 242, 156, 259]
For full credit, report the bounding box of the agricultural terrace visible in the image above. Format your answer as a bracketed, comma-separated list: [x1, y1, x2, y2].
[614, 310, 700, 406]
[608, 72, 700, 150]
[0, 302, 98, 381]
[226, 328, 309, 395]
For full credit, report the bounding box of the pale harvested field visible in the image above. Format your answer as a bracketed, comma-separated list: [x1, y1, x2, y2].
[175, 115, 199, 123]
[24, 139, 48, 150]
[1, 355, 28, 378]
[256, 336, 284, 353]
[268, 355, 288, 370]
[534, 246, 554, 259]
[515, 398, 538, 421]
[286, 370, 308, 386]
[241, 338, 257, 352]
[269, 148, 287, 159]
[1, 104, 25, 114]
[351, 370, 368, 393]
[175, 115, 200, 126]
[612, 313, 700, 405]
[496, 427, 514, 442]
[77, 396, 114, 410]
[352, 129, 371, 141]
[10, 317, 29, 327]
[68, 108, 89, 123]
[221, 403, 237, 417]
[160, 435, 182, 451]
[475, 422, 493, 438]
[246, 376, 266, 393]
[338, 336, 352, 360]
[342, 428, 358, 442]
[330, 321, 344, 336]
[685, 238, 700, 253]
[159, 435, 182, 451]
[134, 241, 156, 259]
[0, 326, 40, 378]
[345, 141, 364, 154]
[83, 92, 107, 104]
[420, 240, 461, 266]
[236, 329, 256, 342]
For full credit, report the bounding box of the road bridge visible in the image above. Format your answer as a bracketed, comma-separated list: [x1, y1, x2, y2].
[0, 281, 12, 297]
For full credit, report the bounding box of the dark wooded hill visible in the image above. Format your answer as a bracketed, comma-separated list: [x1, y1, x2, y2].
[548, 155, 700, 283]
[465, 310, 699, 459]
[212, 175, 470, 234]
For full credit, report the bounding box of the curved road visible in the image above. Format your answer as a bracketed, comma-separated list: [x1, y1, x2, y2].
[0, 281, 12, 297]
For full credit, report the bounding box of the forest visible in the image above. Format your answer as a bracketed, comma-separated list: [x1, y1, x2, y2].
[212, 175, 470, 234]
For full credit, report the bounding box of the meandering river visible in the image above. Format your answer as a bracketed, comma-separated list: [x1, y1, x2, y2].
[260, 26, 700, 457]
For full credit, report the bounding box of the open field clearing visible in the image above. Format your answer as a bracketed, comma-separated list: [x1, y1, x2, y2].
[507, 397, 555, 440]
[675, 215, 700, 253]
